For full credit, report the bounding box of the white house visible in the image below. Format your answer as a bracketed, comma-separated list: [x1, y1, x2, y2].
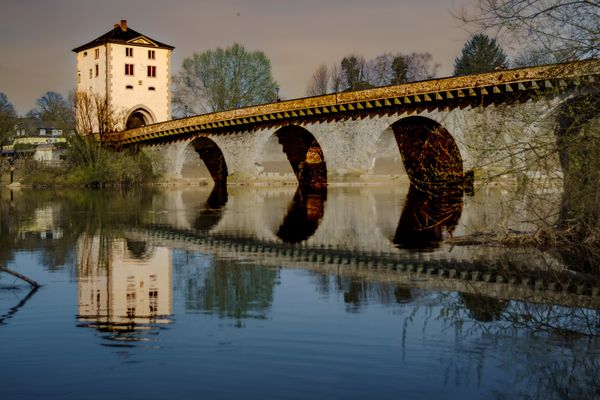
[73, 20, 174, 132]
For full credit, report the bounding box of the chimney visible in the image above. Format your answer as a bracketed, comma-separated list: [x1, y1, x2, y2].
[120, 20, 127, 31]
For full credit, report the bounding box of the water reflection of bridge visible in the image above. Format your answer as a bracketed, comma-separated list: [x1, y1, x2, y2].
[125, 225, 600, 310]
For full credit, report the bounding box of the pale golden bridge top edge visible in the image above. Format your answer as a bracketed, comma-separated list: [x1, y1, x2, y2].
[109, 59, 600, 144]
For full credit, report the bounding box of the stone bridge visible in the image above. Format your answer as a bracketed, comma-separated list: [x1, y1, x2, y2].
[107, 61, 600, 188]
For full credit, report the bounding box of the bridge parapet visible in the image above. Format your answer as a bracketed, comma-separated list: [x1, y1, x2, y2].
[109, 60, 600, 146]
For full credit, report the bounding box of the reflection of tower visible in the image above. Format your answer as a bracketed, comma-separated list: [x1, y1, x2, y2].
[77, 236, 172, 339]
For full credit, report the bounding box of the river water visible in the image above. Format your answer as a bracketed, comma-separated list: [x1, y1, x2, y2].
[0, 185, 599, 399]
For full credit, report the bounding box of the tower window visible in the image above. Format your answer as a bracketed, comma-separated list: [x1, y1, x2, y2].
[95, 48, 100, 59]
[95, 64, 99, 77]
[125, 64, 134, 76]
[148, 50, 155, 59]
[89, 69, 92, 79]
[147, 66, 156, 77]
[126, 47, 133, 57]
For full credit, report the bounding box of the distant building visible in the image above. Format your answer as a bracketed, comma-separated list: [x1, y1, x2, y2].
[72, 20, 175, 132]
[14, 118, 64, 138]
[33, 143, 65, 163]
[3, 117, 67, 160]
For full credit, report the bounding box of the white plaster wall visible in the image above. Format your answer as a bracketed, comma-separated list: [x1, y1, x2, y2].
[76, 45, 107, 96]
[108, 43, 171, 123]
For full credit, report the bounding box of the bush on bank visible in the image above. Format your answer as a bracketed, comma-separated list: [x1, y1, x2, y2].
[19, 137, 157, 187]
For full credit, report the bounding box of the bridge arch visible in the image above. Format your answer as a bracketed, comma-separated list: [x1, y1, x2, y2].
[391, 116, 465, 190]
[554, 93, 600, 228]
[185, 136, 229, 186]
[125, 106, 156, 129]
[266, 125, 327, 190]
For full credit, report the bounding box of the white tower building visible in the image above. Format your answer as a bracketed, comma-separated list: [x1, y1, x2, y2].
[73, 20, 174, 131]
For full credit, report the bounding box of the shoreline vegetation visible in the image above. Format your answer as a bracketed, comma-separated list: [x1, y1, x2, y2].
[2, 137, 156, 188]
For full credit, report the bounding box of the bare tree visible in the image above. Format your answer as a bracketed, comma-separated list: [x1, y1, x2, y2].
[305, 64, 330, 97]
[366, 53, 395, 87]
[340, 55, 371, 91]
[330, 64, 342, 93]
[71, 91, 126, 169]
[74, 91, 123, 138]
[404, 53, 439, 81]
[364, 52, 438, 86]
[454, 1, 600, 270]
[27, 91, 74, 133]
[458, 1, 600, 62]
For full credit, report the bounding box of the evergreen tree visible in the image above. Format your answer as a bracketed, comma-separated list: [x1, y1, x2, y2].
[453, 34, 508, 76]
[0, 92, 17, 150]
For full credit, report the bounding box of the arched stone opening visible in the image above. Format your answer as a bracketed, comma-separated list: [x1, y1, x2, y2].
[188, 137, 229, 187]
[125, 108, 154, 130]
[553, 93, 600, 271]
[126, 240, 154, 260]
[273, 125, 327, 190]
[392, 116, 469, 191]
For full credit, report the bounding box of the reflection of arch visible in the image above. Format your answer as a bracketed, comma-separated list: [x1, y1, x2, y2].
[273, 125, 327, 189]
[393, 185, 463, 250]
[125, 107, 155, 130]
[189, 137, 228, 186]
[276, 187, 326, 243]
[194, 185, 228, 232]
[392, 117, 467, 191]
[126, 240, 154, 259]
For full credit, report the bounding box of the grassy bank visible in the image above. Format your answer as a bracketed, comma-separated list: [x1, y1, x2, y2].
[4, 137, 157, 187]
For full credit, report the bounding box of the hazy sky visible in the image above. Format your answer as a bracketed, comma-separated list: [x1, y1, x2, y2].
[0, 0, 476, 114]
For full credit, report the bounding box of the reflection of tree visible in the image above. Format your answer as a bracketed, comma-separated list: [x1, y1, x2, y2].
[394, 185, 463, 249]
[277, 187, 326, 243]
[307, 271, 415, 313]
[401, 288, 600, 398]
[184, 258, 278, 327]
[459, 293, 507, 322]
[0, 188, 157, 277]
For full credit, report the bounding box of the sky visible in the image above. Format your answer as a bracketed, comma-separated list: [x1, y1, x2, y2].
[0, 0, 477, 115]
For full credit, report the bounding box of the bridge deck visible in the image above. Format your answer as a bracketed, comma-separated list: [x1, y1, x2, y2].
[110, 60, 600, 146]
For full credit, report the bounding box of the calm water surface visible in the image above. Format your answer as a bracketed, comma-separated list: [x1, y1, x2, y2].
[0, 185, 598, 399]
